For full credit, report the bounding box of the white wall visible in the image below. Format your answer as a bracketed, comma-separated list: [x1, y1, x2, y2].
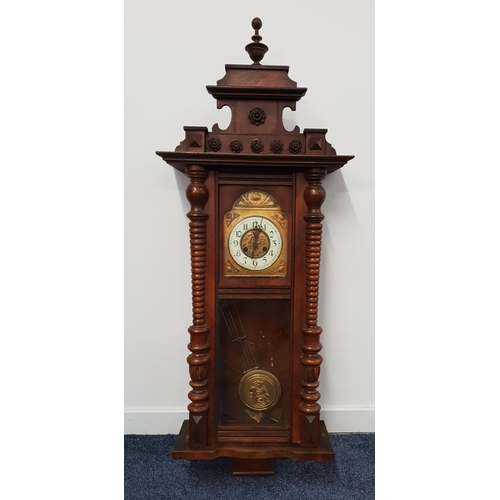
[125, 0, 374, 433]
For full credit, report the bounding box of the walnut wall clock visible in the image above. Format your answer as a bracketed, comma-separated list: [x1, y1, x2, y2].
[156, 18, 354, 476]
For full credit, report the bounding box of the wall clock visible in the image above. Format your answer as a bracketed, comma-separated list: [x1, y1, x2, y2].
[156, 18, 354, 476]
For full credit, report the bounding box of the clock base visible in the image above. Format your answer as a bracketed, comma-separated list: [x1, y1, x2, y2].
[172, 419, 335, 468]
[232, 458, 275, 476]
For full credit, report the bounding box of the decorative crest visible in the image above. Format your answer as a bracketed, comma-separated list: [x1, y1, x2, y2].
[158, 17, 353, 171]
[233, 190, 279, 209]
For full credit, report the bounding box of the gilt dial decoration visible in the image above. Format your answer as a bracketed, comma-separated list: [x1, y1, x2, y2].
[235, 190, 279, 209]
[223, 190, 288, 277]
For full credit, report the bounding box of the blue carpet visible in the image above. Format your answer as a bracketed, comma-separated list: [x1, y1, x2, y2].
[124, 434, 374, 499]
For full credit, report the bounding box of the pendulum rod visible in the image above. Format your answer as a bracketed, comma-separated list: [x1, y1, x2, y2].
[234, 305, 259, 372]
[220, 300, 258, 372]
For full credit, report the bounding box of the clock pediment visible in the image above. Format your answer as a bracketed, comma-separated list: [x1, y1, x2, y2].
[157, 18, 351, 166]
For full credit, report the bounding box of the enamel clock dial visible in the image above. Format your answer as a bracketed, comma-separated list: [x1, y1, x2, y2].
[228, 215, 282, 271]
[223, 190, 288, 278]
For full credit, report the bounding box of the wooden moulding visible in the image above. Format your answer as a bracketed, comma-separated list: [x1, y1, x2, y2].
[172, 419, 334, 461]
[156, 151, 354, 175]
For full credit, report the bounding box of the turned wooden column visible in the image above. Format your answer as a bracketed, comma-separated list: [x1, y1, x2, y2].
[185, 164, 210, 446]
[300, 168, 327, 446]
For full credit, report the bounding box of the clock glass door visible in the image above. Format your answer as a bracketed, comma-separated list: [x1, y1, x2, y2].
[216, 297, 291, 441]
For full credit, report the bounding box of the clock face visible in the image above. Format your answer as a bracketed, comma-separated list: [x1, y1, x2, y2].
[228, 215, 282, 271]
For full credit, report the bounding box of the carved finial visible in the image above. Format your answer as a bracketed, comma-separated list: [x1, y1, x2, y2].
[245, 17, 268, 65]
[251, 17, 263, 42]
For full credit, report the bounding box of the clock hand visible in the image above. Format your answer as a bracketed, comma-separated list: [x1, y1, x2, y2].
[252, 225, 260, 257]
[251, 237, 258, 258]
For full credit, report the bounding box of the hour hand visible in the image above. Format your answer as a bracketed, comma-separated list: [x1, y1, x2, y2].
[251, 234, 259, 257]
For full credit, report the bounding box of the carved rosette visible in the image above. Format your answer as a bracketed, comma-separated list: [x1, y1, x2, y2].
[251, 139, 264, 154]
[289, 140, 302, 154]
[229, 140, 243, 153]
[270, 140, 283, 154]
[207, 138, 221, 152]
[249, 107, 266, 125]
[300, 168, 327, 447]
[185, 165, 210, 446]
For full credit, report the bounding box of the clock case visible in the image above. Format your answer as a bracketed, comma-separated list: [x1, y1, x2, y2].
[156, 19, 354, 476]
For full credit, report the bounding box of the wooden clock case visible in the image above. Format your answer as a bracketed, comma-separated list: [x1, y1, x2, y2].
[156, 18, 354, 476]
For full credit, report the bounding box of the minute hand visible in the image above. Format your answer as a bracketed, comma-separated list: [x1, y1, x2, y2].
[251, 231, 259, 258]
[252, 226, 261, 257]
